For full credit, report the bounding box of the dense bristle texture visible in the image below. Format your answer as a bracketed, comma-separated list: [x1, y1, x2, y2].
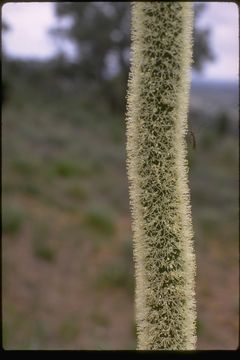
[126, 2, 196, 350]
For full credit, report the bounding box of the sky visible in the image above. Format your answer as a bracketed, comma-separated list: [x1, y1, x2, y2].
[2, 2, 239, 82]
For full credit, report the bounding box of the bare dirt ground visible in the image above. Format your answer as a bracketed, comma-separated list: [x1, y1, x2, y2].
[3, 196, 239, 349]
[196, 238, 239, 350]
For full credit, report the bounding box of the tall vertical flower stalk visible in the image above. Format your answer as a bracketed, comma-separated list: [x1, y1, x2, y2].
[126, 2, 196, 350]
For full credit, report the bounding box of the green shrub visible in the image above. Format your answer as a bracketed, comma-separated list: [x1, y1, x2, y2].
[2, 205, 24, 235]
[53, 160, 93, 178]
[20, 182, 40, 196]
[84, 208, 116, 236]
[66, 185, 87, 201]
[90, 312, 109, 327]
[96, 263, 129, 288]
[33, 239, 56, 262]
[54, 161, 80, 178]
[13, 158, 38, 175]
[58, 319, 79, 342]
[32, 223, 56, 262]
[216, 111, 229, 136]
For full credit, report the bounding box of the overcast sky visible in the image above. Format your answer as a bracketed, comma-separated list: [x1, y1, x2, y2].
[2, 2, 239, 82]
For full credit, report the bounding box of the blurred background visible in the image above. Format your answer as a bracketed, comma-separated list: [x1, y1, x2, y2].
[2, 2, 239, 350]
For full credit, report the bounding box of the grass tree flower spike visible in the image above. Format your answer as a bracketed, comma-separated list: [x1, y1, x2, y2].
[126, 2, 196, 350]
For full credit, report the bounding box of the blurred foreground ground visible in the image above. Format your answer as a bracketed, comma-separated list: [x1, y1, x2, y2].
[2, 67, 239, 349]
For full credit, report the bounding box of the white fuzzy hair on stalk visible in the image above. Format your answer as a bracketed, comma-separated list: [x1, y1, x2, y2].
[126, 2, 196, 350]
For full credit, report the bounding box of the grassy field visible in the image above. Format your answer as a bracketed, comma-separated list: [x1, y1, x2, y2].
[2, 71, 239, 349]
